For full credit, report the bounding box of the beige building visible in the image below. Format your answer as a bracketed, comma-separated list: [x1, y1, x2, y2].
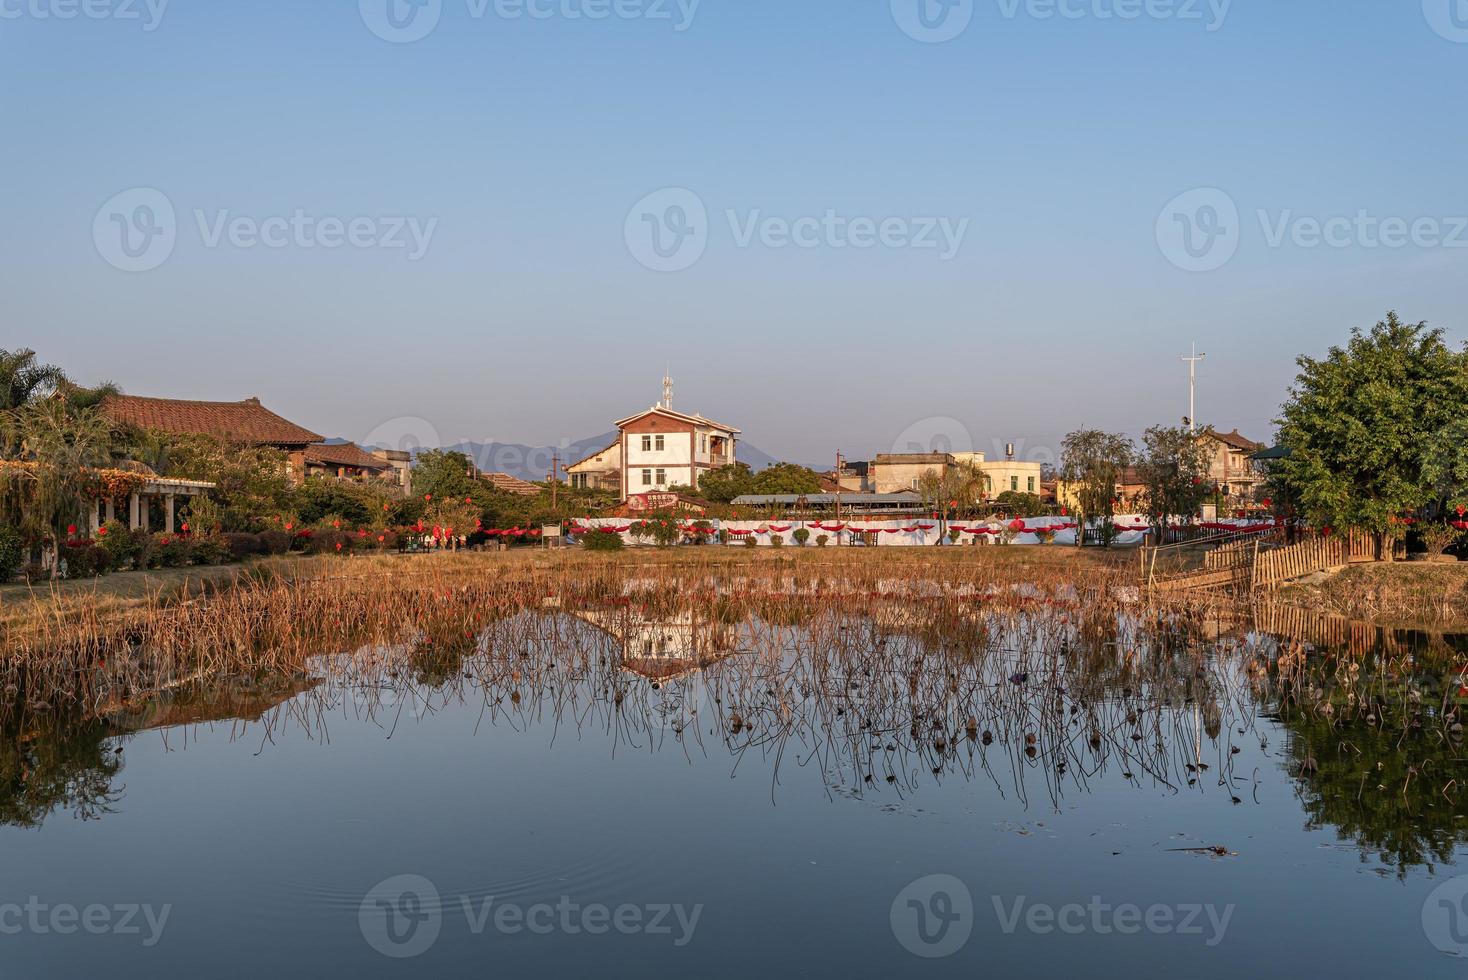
[872, 453, 955, 494]
[1197, 428, 1266, 502]
[566, 439, 622, 491]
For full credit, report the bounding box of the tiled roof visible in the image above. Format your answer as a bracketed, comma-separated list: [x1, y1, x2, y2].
[303, 442, 390, 471]
[1204, 428, 1263, 452]
[482, 472, 543, 496]
[102, 395, 322, 447]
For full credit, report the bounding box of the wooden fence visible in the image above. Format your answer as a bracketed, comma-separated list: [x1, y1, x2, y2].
[1252, 537, 1346, 590]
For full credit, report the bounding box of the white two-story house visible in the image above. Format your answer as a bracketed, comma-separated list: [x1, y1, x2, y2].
[615, 404, 740, 501]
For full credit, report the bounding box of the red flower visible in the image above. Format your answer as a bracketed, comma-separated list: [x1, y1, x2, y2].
[67, 524, 78, 535]
[181, 522, 190, 532]
[465, 497, 472, 505]
[98, 526, 109, 537]
[383, 503, 391, 512]
[378, 534, 386, 542]
[335, 542, 343, 551]
[424, 494, 432, 502]
[332, 519, 341, 529]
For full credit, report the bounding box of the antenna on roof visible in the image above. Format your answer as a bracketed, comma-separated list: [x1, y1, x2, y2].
[661, 369, 674, 410]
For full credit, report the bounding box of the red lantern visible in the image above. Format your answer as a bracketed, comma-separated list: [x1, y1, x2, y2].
[181, 522, 190, 533]
[424, 494, 432, 502]
[67, 524, 77, 535]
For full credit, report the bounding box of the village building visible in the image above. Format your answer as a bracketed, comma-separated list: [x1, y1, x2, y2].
[613, 378, 739, 501]
[370, 448, 413, 493]
[566, 439, 622, 492]
[301, 442, 395, 483]
[872, 453, 955, 494]
[479, 471, 543, 496]
[952, 450, 1043, 499]
[100, 394, 325, 484]
[1197, 428, 1266, 502]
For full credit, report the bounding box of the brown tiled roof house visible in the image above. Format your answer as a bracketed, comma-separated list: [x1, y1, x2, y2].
[302, 442, 392, 481]
[101, 395, 322, 449]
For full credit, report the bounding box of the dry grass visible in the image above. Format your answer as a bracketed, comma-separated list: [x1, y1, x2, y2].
[1277, 561, 1468, 627]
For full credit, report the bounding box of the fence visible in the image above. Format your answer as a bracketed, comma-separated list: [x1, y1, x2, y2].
[1251, 537, 1346, 590]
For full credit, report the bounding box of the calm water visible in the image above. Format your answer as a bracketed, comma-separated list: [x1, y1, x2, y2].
[3, 604, 1467, 978]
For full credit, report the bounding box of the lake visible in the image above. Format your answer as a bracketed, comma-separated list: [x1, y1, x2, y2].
[3, 600, 1466, 977]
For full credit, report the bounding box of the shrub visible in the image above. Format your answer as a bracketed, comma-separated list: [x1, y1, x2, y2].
[792, 528, 810, 547]
[155, 535, 193, 568]
[769, 534, 784, 548]
[191, 535, 234, 565]
[22, 562, 48, 583]
[308, 530, 354, 556]
[61, 542, 110, 579]
[582, 529, 624, 552]
[98, 520, 142, 570]
[258, 530, 292, 555]
[742, 535, 758, 549]
[223, 532, 263, 559]
[0, 525, 23, 582]
[816, 534, 829, 548]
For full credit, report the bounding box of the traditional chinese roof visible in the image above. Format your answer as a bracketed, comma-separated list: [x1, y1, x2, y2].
[1201, 428, 1263, 452]
[481, 472, 543, 496]
[303, 442, 390, 471]
[102, 395, 322, 448]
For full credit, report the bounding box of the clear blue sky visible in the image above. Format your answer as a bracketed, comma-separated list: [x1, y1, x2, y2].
[4, 1, 1465, 465]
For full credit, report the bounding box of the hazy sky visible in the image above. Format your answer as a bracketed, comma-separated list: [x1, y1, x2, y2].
[5, 1, 1466, 465]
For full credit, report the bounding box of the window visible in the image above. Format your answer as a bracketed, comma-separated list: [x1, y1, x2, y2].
[642, 469, 652, 486]
[656, 468, 666, 485]
[1010, 476, 1019, 492]
[1027, 477, 1036, 493]
[654, 435, 665, 451]
[699, 434, 707, 454]
[641, 436, 652, 452]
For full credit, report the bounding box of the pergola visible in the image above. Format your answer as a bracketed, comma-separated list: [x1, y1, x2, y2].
[89, 475, 216, 534]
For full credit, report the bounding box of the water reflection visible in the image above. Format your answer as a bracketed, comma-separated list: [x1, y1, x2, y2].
[3, 600, 1465, 877]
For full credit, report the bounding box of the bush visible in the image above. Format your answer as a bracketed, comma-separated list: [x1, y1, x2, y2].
[0, 525, 22, 582]
[582, 529, 624, 552]
[769, 534, 784, 548]
[155, 535, 193, 568]
[742, 535, 758, 549]
[816, 534, 829, 548]
[258, 530, 292, 555]
[792, 528, 810, 547]
[308, 529, 354, 555]
[222, 532, 263, 559]
[191, 535, 233, 565]
[97, 520, 142, 570]
[61, 542, 110, 579]
[22, 562, 48, 583]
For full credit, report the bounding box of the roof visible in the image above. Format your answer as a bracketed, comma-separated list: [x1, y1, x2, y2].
[566, 440, 620, 472]
[303, 442, 390, 471]
[102, 395, 322, 447]
[1250, 444, 1291, 461]
[613, 405, 741, 435]
[1201, 428, 1263, 452]
[874, 453, 955, 465]
[481, 472, 543, 496]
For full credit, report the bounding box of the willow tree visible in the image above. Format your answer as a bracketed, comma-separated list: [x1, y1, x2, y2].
[0, 400, 116, 577]
[1274, 312, 1468, 559]
[1136, 425, 1213, 539]
[1060, 429, 1134, 547]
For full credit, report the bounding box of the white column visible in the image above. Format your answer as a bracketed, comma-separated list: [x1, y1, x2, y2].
[165, 494, 176, 534]
[130, 493, 142, 530]
[105, 498, 115, 523]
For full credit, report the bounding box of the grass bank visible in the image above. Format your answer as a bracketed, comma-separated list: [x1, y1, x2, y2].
[1277, 560, 1468, 629]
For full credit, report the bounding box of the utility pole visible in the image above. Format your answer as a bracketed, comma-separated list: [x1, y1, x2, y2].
[1181, 343, 1206, 434]
[549, 452, 560, 510]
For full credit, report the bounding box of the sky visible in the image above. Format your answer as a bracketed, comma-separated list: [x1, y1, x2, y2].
[3, 0, 1466, 466]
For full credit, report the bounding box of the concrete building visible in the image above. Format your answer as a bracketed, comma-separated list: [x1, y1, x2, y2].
[613, 379, 739, 500]
[872, 453, 955, 494]
[566, 439, 622, 492]
[1198, 428, 1266, 502]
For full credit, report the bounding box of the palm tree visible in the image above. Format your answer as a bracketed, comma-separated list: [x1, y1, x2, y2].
[0, 400, 116, 578]
[0, 348, 66, 410]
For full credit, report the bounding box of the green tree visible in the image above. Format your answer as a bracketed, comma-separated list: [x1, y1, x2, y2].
[1060, 429, 1135, 547]
[992, 490, 1046, 518]
[698, 462, 757, 503]
[1136, 425, 1213, 537]
[0, 348, 65, 410]
[143, 433, 294, 533]
[412, 450, 477, 504]
[750, 462, 823, 496]
[1275, 312, 1468, 558]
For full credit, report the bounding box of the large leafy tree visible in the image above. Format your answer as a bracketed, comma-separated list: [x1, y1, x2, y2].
[1060, 429, 1135, 546]
[751, 462, 823, 496]
[697, 462, 757, 503]
[1274, 312, 1468, 550]
[412, 450, 478, 504]
[1136, 425, 1213, 536]
[137, 432, 294, 533]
